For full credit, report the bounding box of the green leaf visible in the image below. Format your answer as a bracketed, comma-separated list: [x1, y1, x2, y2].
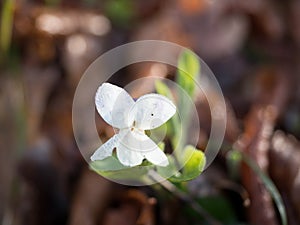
[155, 80, 175, 101]
[175, 50, 200, 150]
[89, 140, 169, 181]
[180, 145, 206, 180]
[186, 196, 237, 223]
[155, 80, 181, 142]
[44, 0, 61, 6]
[96, 165, 154, 182]
[226, 150, 242, 179]
[90, 156, 129, 171]
[177, 50, 200, 98]
[90, 157, 154, 183]
[105, 0, 134, 27]
[157, 146, 206, 182]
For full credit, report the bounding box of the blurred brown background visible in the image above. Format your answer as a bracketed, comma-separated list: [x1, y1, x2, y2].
[0, 0, 300, 225]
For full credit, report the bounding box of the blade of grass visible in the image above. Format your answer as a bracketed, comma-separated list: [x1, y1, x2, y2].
[1, 0, 14, 54]
[231, 150, 287, 225]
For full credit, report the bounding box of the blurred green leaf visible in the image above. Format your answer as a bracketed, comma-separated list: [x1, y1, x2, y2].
[44, 0, 61, 6]
[94, 165, 154, 181]
[105, 0, 134, 27]
[176, 50, 201, 150]
[155, 80, 180, 142]
[188, 196, 237, 224]
[179, 145, 206, 180]
[158, 145, 206, 182]
[1, 0, 14, 54]
[177, 50, 200, 98]
[226, 150, 242, 179]
[155, 80, 175, 101]
[90, 156, 129, 171]
[90, 157, 154, 182]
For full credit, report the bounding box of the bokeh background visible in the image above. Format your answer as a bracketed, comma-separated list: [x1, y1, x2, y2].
[1, 0, 300, 225]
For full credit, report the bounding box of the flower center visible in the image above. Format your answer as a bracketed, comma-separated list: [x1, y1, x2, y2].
[130, 121, 144, 133]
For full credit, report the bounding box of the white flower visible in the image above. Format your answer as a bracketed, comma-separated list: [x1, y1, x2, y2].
[90, 83, 176, 167]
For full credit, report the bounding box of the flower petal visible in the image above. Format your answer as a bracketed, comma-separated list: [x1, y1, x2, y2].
[95, 83, 134, 128]
[144, 147, 169, 167]
[90, 135, 117, 161]
[116, 142, 144, 167]
[130, 93, 176, 130]
[117, 129, 169, 167]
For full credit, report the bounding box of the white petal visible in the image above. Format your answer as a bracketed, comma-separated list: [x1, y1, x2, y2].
[116, 130, 147, 166]
[130, 94, 176, 130]
[90, 135, 117, 161]
[117, 129, 169, 167]
[95, 83, 134, 129]
[116, 142, 144, 167]
[144, 147, 169, 167]
[117, 129, 156, 153]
